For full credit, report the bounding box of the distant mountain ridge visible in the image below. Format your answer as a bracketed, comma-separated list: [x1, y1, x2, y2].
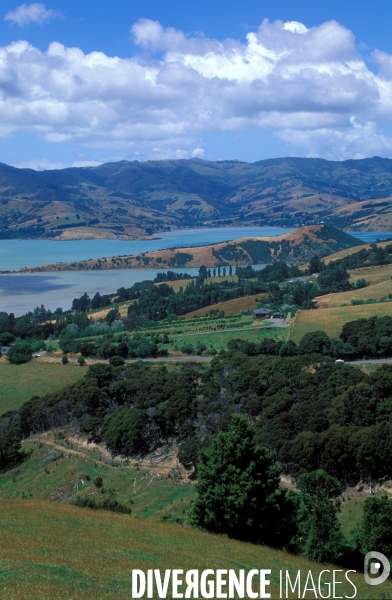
[17, 225, 362, 272]
[2, 157, 392, 239]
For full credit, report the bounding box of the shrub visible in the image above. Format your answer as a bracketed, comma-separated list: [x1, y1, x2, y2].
[7, 342, 32, 365]
[180, 344, 194, 355]
[109, 355, 125, 367]
[0, 332, 15, 346]
[94, 475, 104, 489]
[77, 355, 86, 366]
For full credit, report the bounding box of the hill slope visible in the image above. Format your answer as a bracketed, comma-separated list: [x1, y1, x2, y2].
[3, 156, 392, 238]
[0, 499, 383, 599]
[18, 225, 362, 272]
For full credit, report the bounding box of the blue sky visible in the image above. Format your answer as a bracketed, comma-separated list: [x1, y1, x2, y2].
[1, 1, 392, 168]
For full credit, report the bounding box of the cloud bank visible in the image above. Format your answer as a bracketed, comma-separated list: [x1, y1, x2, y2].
[0, 17, 392, 160]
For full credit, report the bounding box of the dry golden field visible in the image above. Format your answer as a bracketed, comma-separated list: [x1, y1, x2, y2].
[291, 302, 392, 343]
[314, 280, 392, 309]
[322, 239, 392, 264]
[156, 278, 195, 292]
[348, 263, 392, 284]
[180, 293, 267, 318]
[89, 300, 134, 321]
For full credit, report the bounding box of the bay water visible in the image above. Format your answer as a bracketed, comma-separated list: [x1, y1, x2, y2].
[0, 227, 391, 316]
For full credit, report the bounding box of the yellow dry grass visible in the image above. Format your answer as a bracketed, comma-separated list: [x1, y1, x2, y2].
[323, 239, 392, 264]
[313, 293, 335, 309]
[0, 499, 382, 599]
[89, 301, 133, 321]
[180, 293, 267, 318]
[349, 263, 392, 285]
[291, 302, 392, 343]
[327, 280, 392, 308]
[155, 278, 195, 292]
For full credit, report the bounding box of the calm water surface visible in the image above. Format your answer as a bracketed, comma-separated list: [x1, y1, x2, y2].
[0, 227, 391, 315]
[0, 227, 294, 271]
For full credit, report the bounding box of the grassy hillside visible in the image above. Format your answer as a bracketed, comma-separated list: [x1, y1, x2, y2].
[0, 359, 84, 416]
[0, 498, 386, 599]
[180, 293, 264, 318]
[315, 280, 392, 308]
[322, 239, 392, 264]
[19, 225, 361, 272]
[0, 439, 193, 519]
[348, 263, 392, 285]
[291, 302, 392, 342]
[4, 156, 392, 239]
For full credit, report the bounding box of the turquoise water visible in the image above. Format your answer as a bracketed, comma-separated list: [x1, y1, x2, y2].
[0, 227, 391, 315]
[0, 226, 294, 272]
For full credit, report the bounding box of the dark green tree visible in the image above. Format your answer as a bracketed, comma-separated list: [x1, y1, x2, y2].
[309, 254, 322, 274]
[109, 355, 125, 367]
[178, 436, 200, 472]
[0, 332, 15, 345]
[189, 414, 282, 543]
[299, 330, 330, 355]
[102, 407, 146, 454]
[295, 469, 345, 564]
[358, 495, 392, 560]
[6, 342, 32, 365]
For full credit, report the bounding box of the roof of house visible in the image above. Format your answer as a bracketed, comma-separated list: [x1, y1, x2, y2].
[253, 308, 273, 315]
[287, 277, 310, 284]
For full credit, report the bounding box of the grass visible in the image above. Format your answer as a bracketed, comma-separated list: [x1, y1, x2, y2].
[291, 302, 392, 343]
[0, 497, 387, 599]
[0, 440, 194, 520]
[0, 359, 84, 416]
[349, 263, 392, 285]
[317, 280, 392, 308]
[180, 293, 266, 318]
[322, 239, 392, 265]
[156, 278, 195, 292]
[339, 496, 366, 542]
[166, 325, 290, 353]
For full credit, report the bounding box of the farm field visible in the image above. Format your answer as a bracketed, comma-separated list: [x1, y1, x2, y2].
[315, 280, 392, 308]
[291, 302, 392, 343]
[0, 497, 383, 600]
[180, 293, 266, 318]
[348, 263, 392, 285]
[0, 359, 84, 416]
[89, 300, 134, 321]
[156, 277, 195, 292]
[166, 325, 290, 353]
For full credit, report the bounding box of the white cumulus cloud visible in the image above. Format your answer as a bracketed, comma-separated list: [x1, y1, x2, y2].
[0, 18, 391, 160]
[5, 3, 62, 26]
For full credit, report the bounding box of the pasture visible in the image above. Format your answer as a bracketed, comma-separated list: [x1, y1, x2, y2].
[0, 359, 84, 416]
[316, 280, 392, 308]
[322, 239, 392, 264]
[291, 301, 392, 343]
[166, 324, 290, 353]
[349, 263, 392, 285]
[0, 497, 384, 599]
[180, 293, 266, 318]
